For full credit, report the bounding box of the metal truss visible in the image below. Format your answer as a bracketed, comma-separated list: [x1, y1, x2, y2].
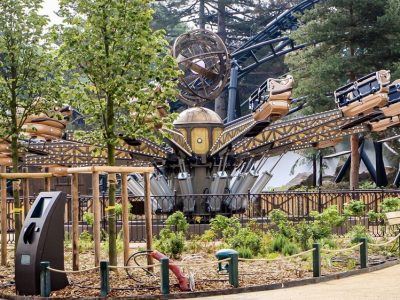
[233, 109, 343, 155]
[210, 116, 255, 156]
[162, 128, 193, 157]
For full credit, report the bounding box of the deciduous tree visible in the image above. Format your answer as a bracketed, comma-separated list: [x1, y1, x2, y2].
[57, 0, 180, 265]
[0, 0, 61, 243]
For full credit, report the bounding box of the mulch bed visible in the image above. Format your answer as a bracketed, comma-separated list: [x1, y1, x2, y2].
[0, 247, 395, 298]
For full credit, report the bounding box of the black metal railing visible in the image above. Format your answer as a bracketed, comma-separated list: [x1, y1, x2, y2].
[3, 189, 400, 243]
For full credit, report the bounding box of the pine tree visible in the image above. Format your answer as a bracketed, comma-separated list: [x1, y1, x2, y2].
[286, 0, 400, 188]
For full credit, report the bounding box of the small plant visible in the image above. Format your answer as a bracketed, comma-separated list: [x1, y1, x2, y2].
[346, 225, 371, 244]
[154, 212, 189, 258]
[282, 242, 299, 256]
[237, 246, 253, 258]
[344, 200, 365, 219]
[260, 232, 273, 255]
[83, 212, 94, 225]
[102, 230, 124, 255]
[269, 209, 295, 238]
[210, 215, 240, 239]
[79, 230, 94, 251]
[295, 221, 313, 250]
[165, 211, 189, 234]
[359, 180, 376, 189]
[380, 197, 400, 213]
[270, 234, 289, 253]
[310, 205, 345, 240]
[228, 227, 261, 256]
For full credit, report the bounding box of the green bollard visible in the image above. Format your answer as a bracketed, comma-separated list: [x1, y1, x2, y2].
[312, 243, 321, 277]
[100, 261, 109, 297]
[40, 261, 51, 297]
[360, 237, 368, 269]
[160, 258, 170, 295]
[228, 253, 239, 288]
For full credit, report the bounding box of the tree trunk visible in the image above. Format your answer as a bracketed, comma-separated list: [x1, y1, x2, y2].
[106, 93, 117, 266]
[350, 134, 359, 189]
[11, 135, 21, 246]
[10, 74, 21, 246]
[199, 0, 205, 30]
[348, 2, 359, 190]
[107, 142, 117, 266]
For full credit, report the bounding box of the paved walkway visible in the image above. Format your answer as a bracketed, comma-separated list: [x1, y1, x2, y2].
[186, 264, 400, 300]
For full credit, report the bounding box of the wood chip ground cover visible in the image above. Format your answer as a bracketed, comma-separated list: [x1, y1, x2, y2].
[0, 246, 395, 298]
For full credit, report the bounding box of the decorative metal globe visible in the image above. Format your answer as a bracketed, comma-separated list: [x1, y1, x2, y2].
[172, 29, 230, 107]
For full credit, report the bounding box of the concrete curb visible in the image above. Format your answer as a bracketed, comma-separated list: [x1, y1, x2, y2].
[1, 259, 398, 300]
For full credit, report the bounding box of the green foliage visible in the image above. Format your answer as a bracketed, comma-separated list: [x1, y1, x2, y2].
[83, 212, 94, 226]
[210, 215, 240, 239]
[154, 230, 185, 259]
[286, 0, 400, 115]
[270, 234, 290, 253]
[0, 0, 63, 140]
[102, 230, 124, 255]
[295, 221, 313, 250]
[310, 206, 345, 240]
[154, 212, 189, 258]
[344, 200, 366, 218]
[367, 210, 381, 222]
[270, 209, 295, 238]
[347, 225, 371, 244]
[237, 247, 254, 259]
[380, 197, 400, 213]
[79, 230, 94, 251]
[165, 211, 189, 234]
[359, 181, 377, 189]
[282, 242, 299, 256]
[228, 228, 261, 256]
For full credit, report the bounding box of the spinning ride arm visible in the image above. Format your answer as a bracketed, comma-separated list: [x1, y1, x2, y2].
[209, 75, 294, 156]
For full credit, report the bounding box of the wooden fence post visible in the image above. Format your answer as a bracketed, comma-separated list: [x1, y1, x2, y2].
[72, 173, 79, 270]
[121, 173, 130, 265]
[93, 171, 100, 267]
[144, 172, 153, 271]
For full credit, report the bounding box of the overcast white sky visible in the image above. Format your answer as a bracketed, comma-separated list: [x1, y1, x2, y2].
[40, 0, 62, 24]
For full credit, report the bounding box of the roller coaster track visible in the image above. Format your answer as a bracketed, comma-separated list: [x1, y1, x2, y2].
[230, 0, 321, 81]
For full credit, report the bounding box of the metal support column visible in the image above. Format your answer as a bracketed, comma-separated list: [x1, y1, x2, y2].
[227, 61, 239, 123]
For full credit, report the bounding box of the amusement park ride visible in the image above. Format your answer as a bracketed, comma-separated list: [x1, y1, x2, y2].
[1, 0, 400, 215]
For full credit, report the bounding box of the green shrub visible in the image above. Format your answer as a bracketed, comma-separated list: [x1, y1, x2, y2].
[237, 246, 254, 258]
[79, 230, 93, 251]
[310, 205, 345, 240]
[344, 200, 365, 218]
[269, 209, 295, 238]
[282, 242, 299, 256]
[270, 234, 289, 253]
[260, 232, 273, 255]
[165, 211, 189, 234]
[381, 197, 400, 213]
[210, 215, 240, 239]
[295, 221, 313, 250]
[154, 229, 185, 258]
[83, 212, 94, 225]
[153, 212, 189, 258]
[228, 228, 261, 256]
[347, 225, 371, 244]
[359, 180, 376, 189]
